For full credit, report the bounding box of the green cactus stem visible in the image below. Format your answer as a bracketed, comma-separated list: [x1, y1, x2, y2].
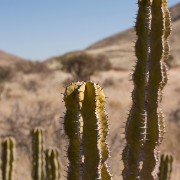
[31, 127, 44, 180]
[1, 137, 15, 180]
[45, 148, 61, 180]
[122, 0, 171, 179]
[158, 154, 173, 180]
[64, 82, 112, 180]
[64, 82, 82, 179]
[140, 0, 171, 179]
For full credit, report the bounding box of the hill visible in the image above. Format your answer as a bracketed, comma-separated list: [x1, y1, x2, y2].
[0, 50, 26, 67]
[85, 3, 180, 70]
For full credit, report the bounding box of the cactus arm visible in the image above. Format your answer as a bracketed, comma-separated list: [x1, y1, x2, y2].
[45, 149, 51, 180]
[161, 0, 171, 91]
[158, 2, 171, 142]
[45, 148, 61, 180]
[1, 137, 15, 180]
[81, 82, 111, 180]
[8, 139, 14, 180]
[158, 154, 173, 180]
[96, 84, 112, 179]
[122, 0, 151, 179]
[31, 127, 44, 180]
[64, 82, 84, 179]
[81, 82, 101, 179]
[140, 0, 171, 179]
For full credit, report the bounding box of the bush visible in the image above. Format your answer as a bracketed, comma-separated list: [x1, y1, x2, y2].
[14, 61, 51, 75]
[61, 52, 111, 81]
[170, 107, 180, 125]
[0, 67, 11, 82]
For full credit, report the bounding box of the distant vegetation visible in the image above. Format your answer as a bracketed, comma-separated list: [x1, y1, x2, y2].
[0, 61, 51, 83]
[0, 66, 11, 82]
[14, 61, 51, 75]
[60, 52, 111, 81]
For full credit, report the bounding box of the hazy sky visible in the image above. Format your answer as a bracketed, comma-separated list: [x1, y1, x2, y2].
[0, 0, 179, 61]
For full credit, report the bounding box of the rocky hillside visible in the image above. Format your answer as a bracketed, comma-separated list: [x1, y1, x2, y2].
[85, 3, 180, 70]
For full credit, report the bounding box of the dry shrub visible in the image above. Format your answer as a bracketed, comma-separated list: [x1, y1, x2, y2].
[61, 53, 112, 81]
[170, 106, 180, 125]
[21, 79, 39, 92]
[14, 61, 51, 75]
[62, 77, 75, 86]
[0, 66, 11, 82]
[0, 85, 4, 100]
[166, 55, 174, 68]
[103, 78, 115, 87]
[0, 101, 57, 152]
[108, 100, 122, 109]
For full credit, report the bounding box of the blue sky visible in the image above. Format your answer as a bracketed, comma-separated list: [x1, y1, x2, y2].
[0, 0, 179, 61]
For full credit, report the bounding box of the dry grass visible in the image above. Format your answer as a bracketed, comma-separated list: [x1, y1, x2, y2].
[0, 65, 179, 179]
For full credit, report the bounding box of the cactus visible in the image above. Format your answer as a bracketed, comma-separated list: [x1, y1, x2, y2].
[122, 0, 171, 179]
[158, 154, 173, 180]
[31, 127, 44, 180]
[64, 82, 112, 180]
[1, 137, 15, 180]
[45, 148, 61, 180]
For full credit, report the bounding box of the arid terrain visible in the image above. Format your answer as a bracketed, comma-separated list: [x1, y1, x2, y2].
[0, 3, 179, 180]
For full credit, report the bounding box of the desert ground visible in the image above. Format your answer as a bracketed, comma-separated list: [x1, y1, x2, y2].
[0, 61, 180, 179]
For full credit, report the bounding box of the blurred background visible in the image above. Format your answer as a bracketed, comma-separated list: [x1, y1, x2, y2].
[0, 1, 180, 179]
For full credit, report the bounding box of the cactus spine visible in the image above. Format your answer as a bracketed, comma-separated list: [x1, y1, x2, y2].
[64, 82, 111, 180]
[1, 137, 15, 180]
[45, 148, 61, 180]
[32, 127, 44, 180]
[158, 154, 173, 180]
[122, 0, 171, 179]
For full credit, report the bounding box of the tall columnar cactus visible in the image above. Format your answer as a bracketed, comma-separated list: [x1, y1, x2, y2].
[45, 148, 61, 180]
[158, 154, 173, 180]
[1, 137, 15, 180]
[64, 82, 112, 180]
[31, 127, 44, 180]
[122, 0, 171, 179]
